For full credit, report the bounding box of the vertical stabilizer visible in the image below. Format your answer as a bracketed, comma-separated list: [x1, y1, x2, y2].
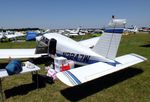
[92, 17, 126, 59]
[92, 29, 123, 59]
[74, 26, 81, 34]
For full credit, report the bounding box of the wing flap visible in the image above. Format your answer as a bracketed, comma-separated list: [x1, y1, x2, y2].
[56, 53, 147, 86]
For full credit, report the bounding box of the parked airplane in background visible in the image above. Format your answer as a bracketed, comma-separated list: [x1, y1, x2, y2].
[5, 31, 24, 39]
[125, 25, 139, 34]
[65, 27, 80, 34]
[0, 19, 146, 87]
[60, 26, 85, 36]
[0, 31, 24, 41]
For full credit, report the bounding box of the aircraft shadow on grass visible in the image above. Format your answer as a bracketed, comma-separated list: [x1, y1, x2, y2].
[4, 75, 54, 99]
[4, 82, 42, 98]
[140, 44, 150, 48]
[140, 41, 150, 47]
[60, 67, 143, 102]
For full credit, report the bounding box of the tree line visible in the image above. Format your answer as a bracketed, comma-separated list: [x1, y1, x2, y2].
[0, 28, 40, 32]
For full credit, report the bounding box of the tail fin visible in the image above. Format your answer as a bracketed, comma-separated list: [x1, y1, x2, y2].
[74, 26, 81, 34]
[92, 28, 124, 59]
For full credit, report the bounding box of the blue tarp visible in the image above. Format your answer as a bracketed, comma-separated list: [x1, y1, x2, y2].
[26, 32, 37, 41]
[6, 59, 22, 75]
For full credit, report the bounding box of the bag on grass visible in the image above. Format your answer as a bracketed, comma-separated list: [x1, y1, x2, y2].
[6, 59, 22, 75]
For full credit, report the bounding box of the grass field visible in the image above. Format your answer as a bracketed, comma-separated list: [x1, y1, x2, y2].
[0, 33, 150, 102]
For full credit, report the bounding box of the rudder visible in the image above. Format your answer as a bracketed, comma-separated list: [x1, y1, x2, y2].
[92, 28, 124, 59]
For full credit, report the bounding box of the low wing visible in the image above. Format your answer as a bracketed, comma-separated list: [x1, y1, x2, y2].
[56, 53, 147, 86]
[78, 36, 100, 48]
[5, 33, 25, 39]
[0, 49, 47, 59]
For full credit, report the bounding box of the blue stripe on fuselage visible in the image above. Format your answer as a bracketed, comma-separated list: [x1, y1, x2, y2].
[56, 52, 99, 64]
[56, 52, 119, 66]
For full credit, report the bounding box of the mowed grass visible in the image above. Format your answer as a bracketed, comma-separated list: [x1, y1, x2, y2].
[0, 33, 150, 102]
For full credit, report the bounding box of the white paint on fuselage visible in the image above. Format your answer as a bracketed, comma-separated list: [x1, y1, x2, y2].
[42, 33, 114, 64]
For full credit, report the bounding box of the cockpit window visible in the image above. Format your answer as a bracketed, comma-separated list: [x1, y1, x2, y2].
[35, 36, 49, 54]
[40, 36, 49, 45]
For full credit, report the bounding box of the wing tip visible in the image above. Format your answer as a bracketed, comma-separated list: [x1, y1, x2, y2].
[131, 53, 147, 61]
[56, 72, 75, 87]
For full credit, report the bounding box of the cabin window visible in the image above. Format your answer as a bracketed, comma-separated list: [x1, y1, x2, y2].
[35, 36, 49, 54]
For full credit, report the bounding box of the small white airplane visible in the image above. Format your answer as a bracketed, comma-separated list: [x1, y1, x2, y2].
[0, 31, 25, 41]
[125, 25, 139, 34]
[66, 27, 80, 33]
[0, 20, 147, 87]
[5, 31, 25, 39]
[63, 27, 84, 36]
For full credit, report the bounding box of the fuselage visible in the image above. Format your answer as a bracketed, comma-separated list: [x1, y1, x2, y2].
[37, 33, 114, 65]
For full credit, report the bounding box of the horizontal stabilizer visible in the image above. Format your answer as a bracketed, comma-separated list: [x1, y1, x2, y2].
[56, 53, 146, 86]
[78, 36, 100, 48]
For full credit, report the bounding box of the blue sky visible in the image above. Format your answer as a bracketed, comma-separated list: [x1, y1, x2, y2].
[0, 0, 149, 28]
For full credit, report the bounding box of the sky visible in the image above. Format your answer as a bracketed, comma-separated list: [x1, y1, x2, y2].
[0, 0, 149, 29]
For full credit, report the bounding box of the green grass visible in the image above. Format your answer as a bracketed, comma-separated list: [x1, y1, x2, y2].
[0, 41, 36, 49]
[0, 33, 150, 102]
